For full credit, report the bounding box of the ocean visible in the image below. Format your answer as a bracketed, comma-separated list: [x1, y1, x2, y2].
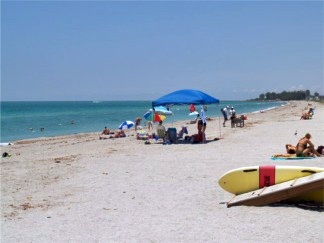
[0, 100, 286, 143]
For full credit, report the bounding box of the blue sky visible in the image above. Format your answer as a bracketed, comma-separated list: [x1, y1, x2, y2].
[1, 1, 323, 101]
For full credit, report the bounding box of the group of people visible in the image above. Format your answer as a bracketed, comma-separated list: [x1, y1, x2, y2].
[154, 105, 207, 144]
[221, 106, 236, 127]
[98, 105, 323, 155]
[99, 104, 209, 143]
[286, 133, 323, 157]
[99, 126, 126, 139]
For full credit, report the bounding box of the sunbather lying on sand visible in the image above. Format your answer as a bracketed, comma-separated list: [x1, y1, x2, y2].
[99, 129, 125, 139]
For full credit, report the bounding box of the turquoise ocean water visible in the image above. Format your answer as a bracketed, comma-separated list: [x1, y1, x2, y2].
[1, 100, 286, 143]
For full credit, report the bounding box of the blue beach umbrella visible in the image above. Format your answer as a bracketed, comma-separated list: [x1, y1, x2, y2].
[118, 120, 135, 130]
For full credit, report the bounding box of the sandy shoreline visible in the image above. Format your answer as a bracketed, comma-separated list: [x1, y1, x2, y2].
[1, 100, 324, 242]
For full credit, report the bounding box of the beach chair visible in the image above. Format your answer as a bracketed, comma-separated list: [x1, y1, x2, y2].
[167, 128, 177, 144]
[156, 127, 167, 142]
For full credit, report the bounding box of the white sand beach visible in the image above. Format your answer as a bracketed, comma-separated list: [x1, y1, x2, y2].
[1, 101, 323, 242]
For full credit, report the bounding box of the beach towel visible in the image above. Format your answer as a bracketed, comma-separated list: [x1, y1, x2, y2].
[271, 154, 316, 160]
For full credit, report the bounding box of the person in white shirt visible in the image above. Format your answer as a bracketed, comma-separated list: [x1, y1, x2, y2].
[229, 107, 236, 119]
[221, 106, 230, 127]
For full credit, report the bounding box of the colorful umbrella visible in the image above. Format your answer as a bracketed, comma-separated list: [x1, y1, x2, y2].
[143, 110, 166, 122]
[118, 120, 135, 130]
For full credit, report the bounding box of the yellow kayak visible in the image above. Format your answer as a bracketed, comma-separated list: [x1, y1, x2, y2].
[218, 165, 324, 203]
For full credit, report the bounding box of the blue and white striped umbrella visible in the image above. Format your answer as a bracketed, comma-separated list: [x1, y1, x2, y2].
[118, 120, 135, 130]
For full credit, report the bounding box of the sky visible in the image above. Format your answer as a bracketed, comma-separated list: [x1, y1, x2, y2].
[1, 1, 323, 101]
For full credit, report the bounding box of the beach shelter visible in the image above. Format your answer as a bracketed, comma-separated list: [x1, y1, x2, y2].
[152, 89, 221, 138]
[152, 89, 219, 107]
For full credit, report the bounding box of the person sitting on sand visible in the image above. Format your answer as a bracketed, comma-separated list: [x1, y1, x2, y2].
[99, 127, 112, 139]
[189, 119, 204, 144]
[189, 130, 204, 144]
[114, 130, 126, 138]
[102, 127, 110, 135]
[296, 133, 322, 157]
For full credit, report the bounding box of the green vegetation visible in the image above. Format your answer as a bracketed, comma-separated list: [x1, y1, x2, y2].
[250, 90, 323, 101]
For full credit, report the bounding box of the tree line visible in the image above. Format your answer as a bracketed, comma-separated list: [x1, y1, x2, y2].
[250, 90, 322, 101]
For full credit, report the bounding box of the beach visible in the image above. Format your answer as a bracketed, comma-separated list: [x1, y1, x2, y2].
[1, 100, 323, 242]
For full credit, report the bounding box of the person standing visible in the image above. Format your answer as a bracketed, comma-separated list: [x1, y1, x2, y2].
[229, 106, 236, 127]
[200, 105, 207, 142]
[229, 106, 236, 118]
[135, 117, 141, 131]
[148, 120, 153, 131]
[221, 106, 230, 127]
